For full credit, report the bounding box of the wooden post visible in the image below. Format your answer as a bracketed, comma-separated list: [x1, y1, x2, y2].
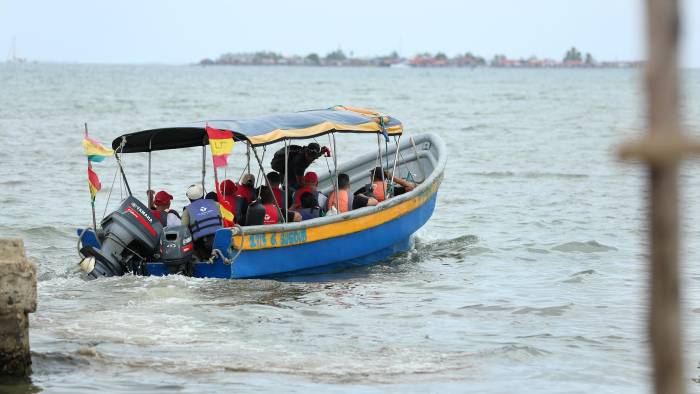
[0, 238, 37, 377]
[618, 0, 697, 392]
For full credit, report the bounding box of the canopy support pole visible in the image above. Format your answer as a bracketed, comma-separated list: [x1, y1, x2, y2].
[284, 140, 289, 218]
[251, 146, 285, 223]
[332, 134, 340, 212]
[147, 137, 153, 207]
[201, 144, 206, 192]
[390, 135, 402, 196]
[376, 134, 386, 200]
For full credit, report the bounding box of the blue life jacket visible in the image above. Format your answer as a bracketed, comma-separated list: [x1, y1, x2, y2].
[299, 207, 320, 221]
[187, 199, 221, 240]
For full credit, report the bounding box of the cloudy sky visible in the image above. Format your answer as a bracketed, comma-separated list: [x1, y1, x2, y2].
[1, 0, 698, 66]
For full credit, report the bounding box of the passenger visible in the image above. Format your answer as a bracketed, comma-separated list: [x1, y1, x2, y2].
[219, 179, 241, 224]
[146, 189, 156, 210]
[287, 142, 331, 190]
[181, 184, 222, 260]
[291, 171, 327, 210]
[265, 171, 285, 210]
[152, 190, 182, 227]
[237, 173, 255, 205]
[369, 166, 416, 202]
[298, 192, 321, 221]
[244, 186, 301, 225]
[328, 173, 378, 213]
[259, 186, 281, 225]
[205, 191, 218, 202]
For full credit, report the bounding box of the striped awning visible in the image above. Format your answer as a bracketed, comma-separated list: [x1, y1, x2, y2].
[111, 106, 403, 153]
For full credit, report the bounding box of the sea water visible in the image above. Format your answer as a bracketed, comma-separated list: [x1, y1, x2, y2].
[0, 64, 699, 393]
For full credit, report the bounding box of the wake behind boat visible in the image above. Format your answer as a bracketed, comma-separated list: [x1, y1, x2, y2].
[77, 106, 446, 279]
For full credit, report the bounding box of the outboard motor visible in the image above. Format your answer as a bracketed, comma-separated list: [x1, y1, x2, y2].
[80, 196, 163, 278]
[159, 225, 194, 275]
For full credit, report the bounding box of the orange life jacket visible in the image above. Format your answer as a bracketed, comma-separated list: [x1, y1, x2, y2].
[328, 189, 352, 213]
[372, 180, 387, 202]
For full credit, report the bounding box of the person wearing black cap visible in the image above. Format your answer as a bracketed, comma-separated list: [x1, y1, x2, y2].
[292, 143, 330, 187]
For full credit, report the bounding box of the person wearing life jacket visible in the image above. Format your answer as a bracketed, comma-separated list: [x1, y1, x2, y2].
[265, 171, 285, 211]
[151, 190, 181, 227]
[259, 186, 280, 225]
[369, 166, 417, 202]
[298, 192, 321, 221]
[181, 184, 222, 259]
[328, 173, 378, 213]
[237, 174, 256, 205]
[245, 186, 302, 225]
[219, 179, 241, 225]
[291, 171, 327, 211]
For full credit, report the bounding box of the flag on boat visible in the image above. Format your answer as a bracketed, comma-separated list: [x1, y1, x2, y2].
[87, 166, 101, 200]
[82, 136, 114, 162]
[219, 200, 235, 227]
[206, 124, 234, 168]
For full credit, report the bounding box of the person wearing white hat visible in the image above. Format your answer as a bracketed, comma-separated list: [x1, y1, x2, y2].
[181, 184, 222, 259]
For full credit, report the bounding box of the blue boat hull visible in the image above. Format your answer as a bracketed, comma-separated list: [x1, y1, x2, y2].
[144, 192, 437, 279]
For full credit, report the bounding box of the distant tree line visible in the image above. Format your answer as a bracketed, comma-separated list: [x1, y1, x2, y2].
[198, 47, 638, 68]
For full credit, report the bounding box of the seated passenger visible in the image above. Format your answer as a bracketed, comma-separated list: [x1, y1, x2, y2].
[298, 192, 321, 221]
[237, 174, 255, 205]
[369, 166, 417, 202]
[205, 191, 218, 202]
[152, 190, 182, 227]
[260, 186, 281, 225]
[219, 179, 241, 224]
[181, 184, 222, 260]
[266, 171, 285, 210]
[291, 171, 327, 210]
[328, 173, 378, 213]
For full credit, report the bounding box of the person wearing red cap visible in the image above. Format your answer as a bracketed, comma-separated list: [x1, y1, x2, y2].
[152, 190, 181, 227]
[290, 171, 327, 210]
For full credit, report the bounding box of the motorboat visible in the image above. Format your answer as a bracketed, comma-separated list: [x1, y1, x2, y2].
[77, 106, 446, 279]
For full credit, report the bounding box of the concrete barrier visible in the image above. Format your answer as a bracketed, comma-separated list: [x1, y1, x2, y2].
[0, 238, 37, 377]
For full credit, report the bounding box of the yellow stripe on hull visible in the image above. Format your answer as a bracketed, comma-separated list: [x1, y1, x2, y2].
[232, 176, 441, 251]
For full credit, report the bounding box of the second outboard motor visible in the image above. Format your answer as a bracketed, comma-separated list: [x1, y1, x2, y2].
[159, 225, 194, 275]
[80, 196, 163, 278]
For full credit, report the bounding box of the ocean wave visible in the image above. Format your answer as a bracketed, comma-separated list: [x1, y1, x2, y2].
[512, 303, 572, 317]
[562, 269, 597, 283]
[552, 241, 617, 253]
[413, 234, 486, 261]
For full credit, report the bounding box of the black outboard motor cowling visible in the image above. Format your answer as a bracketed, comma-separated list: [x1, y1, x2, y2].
[159, 225, 194, 275]
[81, 196, 163, 278]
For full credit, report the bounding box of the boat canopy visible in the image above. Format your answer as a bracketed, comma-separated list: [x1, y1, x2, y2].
[111, 106, 403, 153]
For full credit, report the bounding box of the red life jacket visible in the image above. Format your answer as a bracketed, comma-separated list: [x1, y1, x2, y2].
[237, 184, 254, 204]
[272, 187, 283, 208]
[151, 209, 166, 226]
[294, 186, 314, 206]
[263, 203, 279, 225]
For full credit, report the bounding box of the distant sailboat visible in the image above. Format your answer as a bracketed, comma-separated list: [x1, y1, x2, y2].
[6, 37, 27, 64]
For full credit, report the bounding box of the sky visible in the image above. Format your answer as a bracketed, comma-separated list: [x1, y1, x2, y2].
[1, 0, 698, 66]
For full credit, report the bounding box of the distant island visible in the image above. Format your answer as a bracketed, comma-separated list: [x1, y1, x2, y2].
[199, 47, 642, 68]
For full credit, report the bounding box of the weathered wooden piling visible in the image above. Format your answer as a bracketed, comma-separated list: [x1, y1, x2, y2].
[619, 0, 697, 393]
[0, 238, 37, 377]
